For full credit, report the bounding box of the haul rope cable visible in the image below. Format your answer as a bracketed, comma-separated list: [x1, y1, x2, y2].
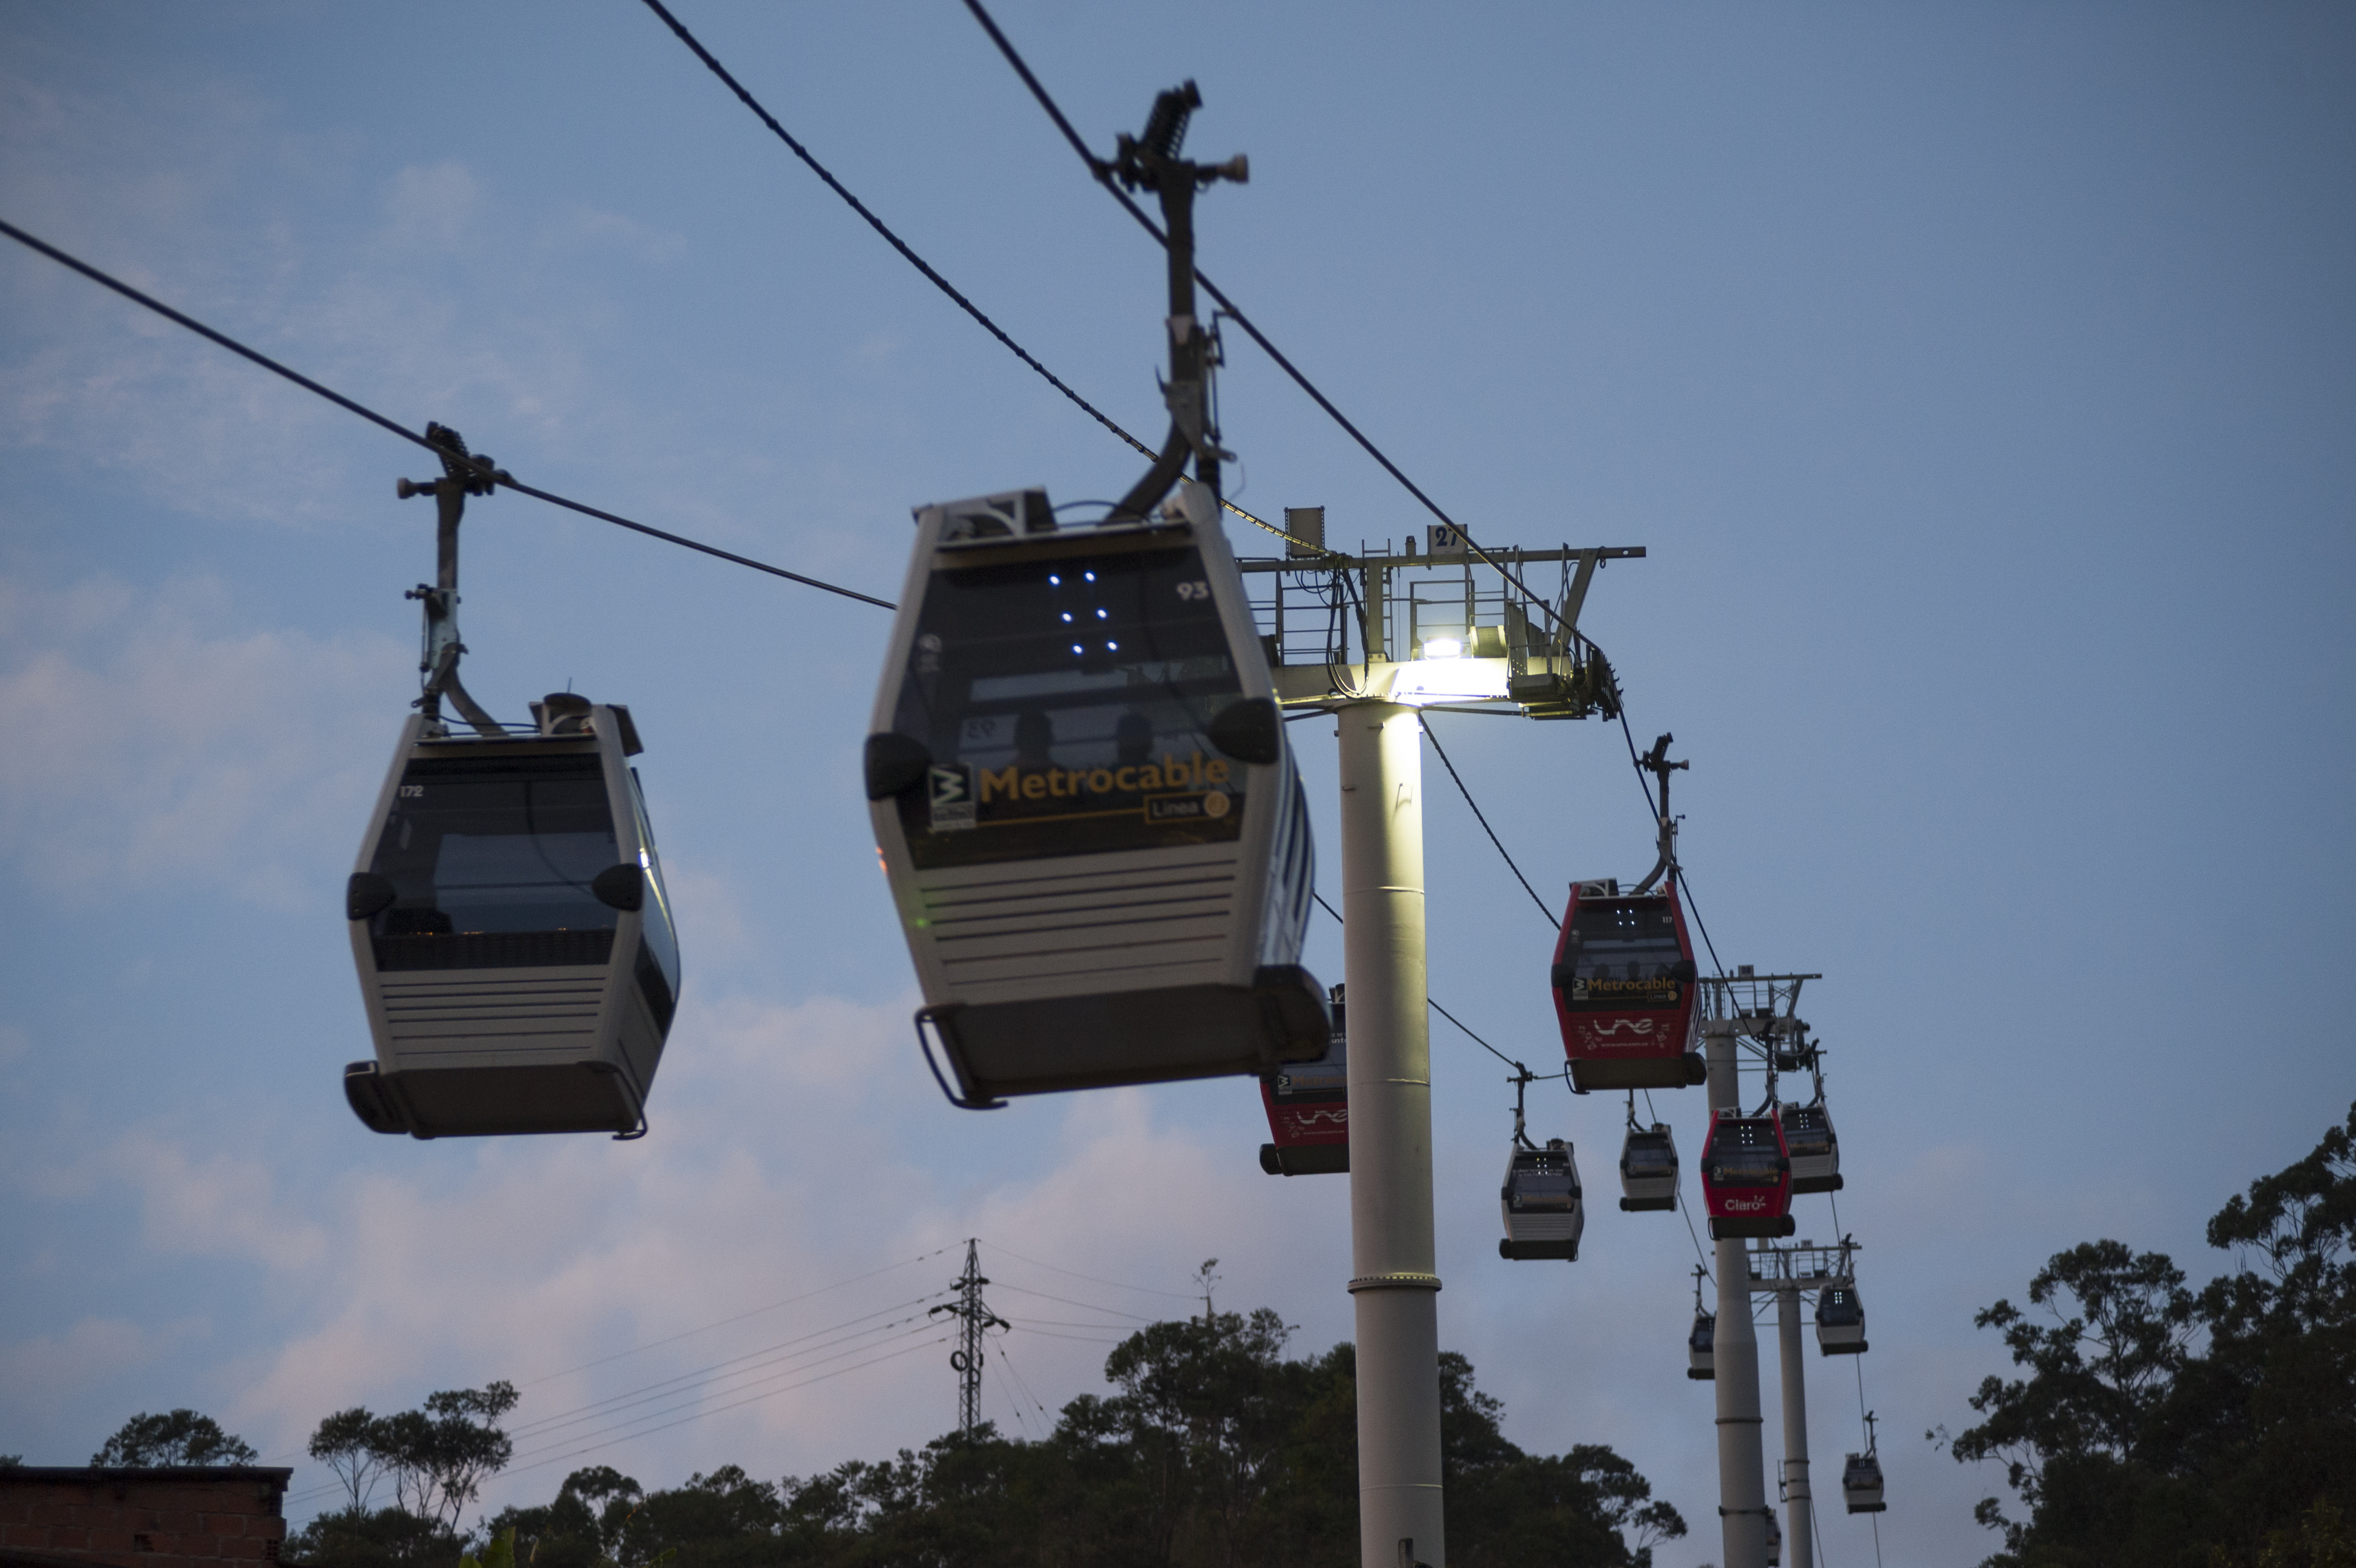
[1311, 889, 1567, 1083]
[959, 0, 1612, 643]
[635, 0, 1323, 558]
[978, 1240, 1200, 1300]
[0, 216, 893, 610]
[1421, 717, 1557, 925]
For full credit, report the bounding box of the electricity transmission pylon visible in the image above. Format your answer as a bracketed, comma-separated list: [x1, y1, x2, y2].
[929, 1239, 1008, 1439]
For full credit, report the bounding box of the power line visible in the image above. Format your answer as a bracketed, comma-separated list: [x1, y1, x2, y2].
[0, 215, 892, 611]
[634, 1, 1318, 557]
[978, 1240, 1199, 1300]
[986, 1281, 1156, 1323]
[518, 1245, 954, 1387]
[1421, 716, 1556, 926]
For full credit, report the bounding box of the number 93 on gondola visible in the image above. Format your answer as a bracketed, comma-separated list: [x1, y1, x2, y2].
[864, 484, 1327, 1107]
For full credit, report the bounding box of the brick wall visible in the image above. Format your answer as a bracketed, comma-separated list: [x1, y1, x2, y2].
[0, 1468, 292, 1568]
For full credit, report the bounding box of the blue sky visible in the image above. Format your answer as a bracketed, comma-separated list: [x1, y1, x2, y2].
[2, 4, 2351, 1563]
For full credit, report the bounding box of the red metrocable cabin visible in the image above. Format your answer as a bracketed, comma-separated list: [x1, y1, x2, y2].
[1699, 1107, 1796, 1239]
[1259, 985, 1348, 1176]
[1548, 879, 1705, 1091]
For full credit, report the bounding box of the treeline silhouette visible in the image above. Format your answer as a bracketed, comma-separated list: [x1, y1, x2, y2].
[293, 1309, 1684, 1568]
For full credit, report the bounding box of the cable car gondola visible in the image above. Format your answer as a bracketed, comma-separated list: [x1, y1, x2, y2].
[342, 430, 681, 1139]
[1500, 1139, 1584, 1261]
[1549, 878, 1703, 1090]
[1261, 984, 1348, 1175]
[1816, 1282, 1868, 1355]
[1619, 1103, 1678, 1212]
[1699, 1107, 1795, 1239]
[1842, 1414, 1887, 1513]
[865, 484, 1325, 1104]
[343, 696, 681, 1137]
[1780, 1100, 1841, 1193]
[1687, 1270, 1715, 1380]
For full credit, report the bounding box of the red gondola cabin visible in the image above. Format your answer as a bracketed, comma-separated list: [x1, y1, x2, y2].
[1699, 1107, 1795, 1239]
[1260, 985, 1347, 1175]
[1549, 879, 1703, 1091]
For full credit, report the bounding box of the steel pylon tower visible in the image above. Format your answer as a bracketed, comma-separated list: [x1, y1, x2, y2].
[929, 1239, 1008, 1438]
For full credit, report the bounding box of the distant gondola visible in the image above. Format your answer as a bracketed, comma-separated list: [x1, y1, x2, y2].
[1619, 1119, 1679, 1212]
[1261, 984, 1348, 1175]
[866, 484, 1325, 1104]
[343, 695, 681, 1137]
[1548, 879, 1703, 1091]
[1688, 1306, 1717, 1381]
[1780, 1099, 1842, 1194]
[1842, 1448, 1887, 1513]
[1816, 1282, 1868, 1355]
[1699, 1107, 1796, 1239]
[1500, 1138, 1584, 1261]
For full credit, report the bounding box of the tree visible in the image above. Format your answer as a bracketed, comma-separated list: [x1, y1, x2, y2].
[377, 1383, 521, 1531]
[92, 1410, 259, 1467]
[311, 1408, 391, 1513]
[1947, 1102, 2356, 1567]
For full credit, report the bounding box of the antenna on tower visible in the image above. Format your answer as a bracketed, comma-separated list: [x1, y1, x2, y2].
[929, 1240, 1009, 1440]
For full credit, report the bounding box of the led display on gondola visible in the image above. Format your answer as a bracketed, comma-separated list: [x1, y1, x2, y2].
[885, 542, 1250, 869]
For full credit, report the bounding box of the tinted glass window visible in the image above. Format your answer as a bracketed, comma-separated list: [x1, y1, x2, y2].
[1781, 1107, 1834, 1156]
[1705, 1118, 1787, 1186]
[1507, 1150, 1580, 1211]
[629, 771, 681, 996]
[1561, 896, 1686, 1007]
[891, 540, 1248, 868]
[1623, 1132, 1677, 1176]
[369, 755, 618, 937]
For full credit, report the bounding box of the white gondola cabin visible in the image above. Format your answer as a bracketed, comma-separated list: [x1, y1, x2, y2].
[1261, 984, 1348, 1175]
[1780, 1100, 1842, 1193]
[1619, 1121, 1678, 1211]
[343, 697, 681, 1137]
[1842, 1450, 1887, 1513]
[866, 485, 1325, 1104]
[1500, 1138, 1584, 1261]
[1688, 1307, 1716, 1380]
[1816, 1282, 1868, 1355]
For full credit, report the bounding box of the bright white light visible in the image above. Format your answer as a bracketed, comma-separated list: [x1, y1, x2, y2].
[1421, 637, 1464, 660]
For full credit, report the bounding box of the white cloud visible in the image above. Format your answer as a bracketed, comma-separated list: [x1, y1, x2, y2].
[0, 1316, 197, 1422]
[0, 572, 399, 901]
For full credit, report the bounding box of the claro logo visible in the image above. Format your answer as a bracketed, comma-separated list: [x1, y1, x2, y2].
[1718, 1194, 1773, 1213]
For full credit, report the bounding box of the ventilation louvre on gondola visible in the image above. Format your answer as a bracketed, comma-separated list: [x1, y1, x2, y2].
[1261, 984, 1347, 1175]
[343, 699, 681, 1137]
[868, 485, 1325, 1104]
[1550, 879, 1704, 1090]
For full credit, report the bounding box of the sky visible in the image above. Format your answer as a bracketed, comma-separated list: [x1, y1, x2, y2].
[2, 2, 2352, 1563]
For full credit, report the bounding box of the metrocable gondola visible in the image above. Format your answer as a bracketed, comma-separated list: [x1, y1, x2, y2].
[1816, 1281, 1868, 1355]
[1843, 1414, 1888, 1513]
[1499, 1071, 1584, 1261]
[1699, 1106, 1796, 1239]
[1619, 1096, 1678, 1211]
[1261, 984, 1348, 1175]
[343, 429, 681, 1139]
[1687, 1269, 1716, 1380]
[1781, 1100, 1842, 1193]
[863, 87, 1324, 1106]
[1548, 739, 1704, 1091]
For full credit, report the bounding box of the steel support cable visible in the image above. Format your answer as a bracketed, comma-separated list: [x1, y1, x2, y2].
[986, 1281, 1155, 1322]
[1421, 717, 1556, 925]
[634, 1, 1318, 558]
[0, 216, 892, 610]
[1311, 889, 1563, 1082]
[960, 0, 1600, 631]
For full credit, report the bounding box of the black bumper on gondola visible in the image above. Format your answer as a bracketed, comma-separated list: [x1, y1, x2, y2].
[918, 965, 1329, 1107]
[1499, 1238, 1580, 1262]
[1569, 1053, 1708, 1092]
[343, 1058, 646, 1139]
[1261, 1142, 1349, 1176]
[1619, 1195, 1677, 1212]
[1708, 1215, 1798, 1240]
